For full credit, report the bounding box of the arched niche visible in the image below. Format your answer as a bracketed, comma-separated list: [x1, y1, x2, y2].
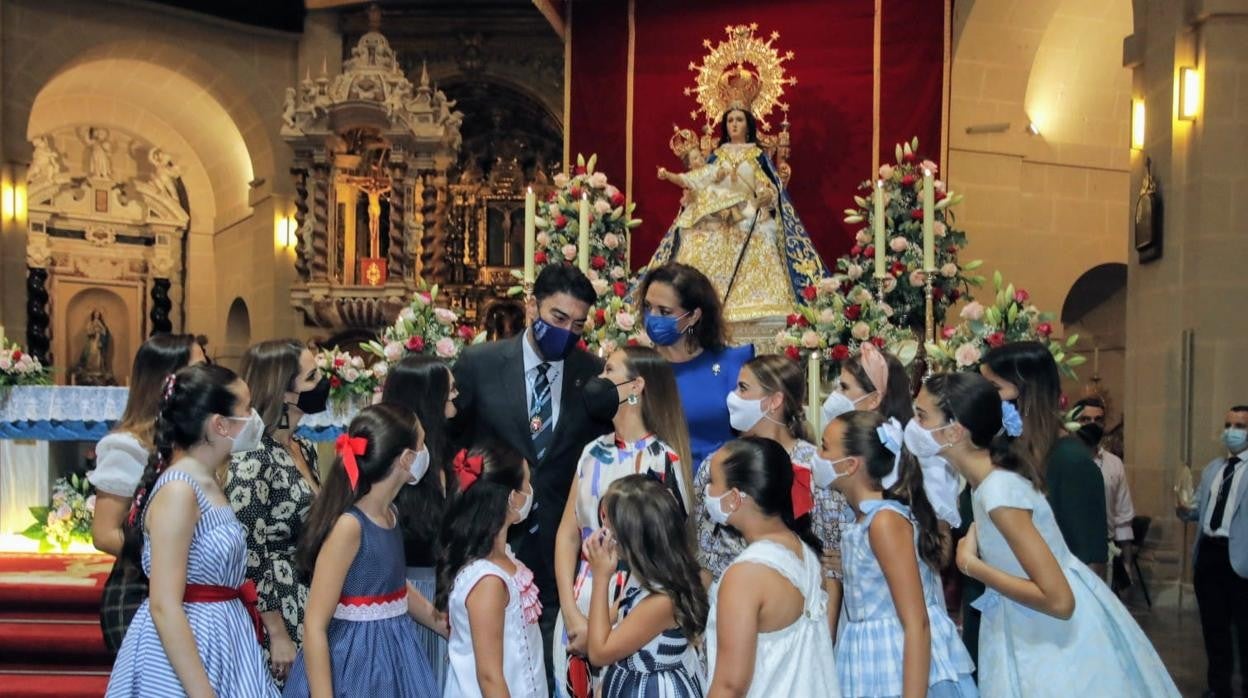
[60, 286, 134, 386]
[222, 297, 252, 369]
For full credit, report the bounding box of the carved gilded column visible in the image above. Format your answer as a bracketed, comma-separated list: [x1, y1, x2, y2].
[292, 167, 311, 281]
[387, 163, 407, 280]
[310, 165, 330, 281]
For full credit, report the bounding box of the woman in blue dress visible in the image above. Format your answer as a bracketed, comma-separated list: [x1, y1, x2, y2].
[282, 404, 442, 697]
[913, 372, 1178, 697]
[638, 262, 753, 474]
[106, 363, 278, 697]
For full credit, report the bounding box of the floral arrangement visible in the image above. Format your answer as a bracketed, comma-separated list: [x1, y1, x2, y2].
[363, 283, 480, 372]
[518, 153, 647, 354]
[0, 338, 51, 387]
[315, 348, 379, 409]
[925, 271, 1085, 378]
[840, 138, 981, 330]
[774, 276, 917, 364]
[22, 474, 95, 552]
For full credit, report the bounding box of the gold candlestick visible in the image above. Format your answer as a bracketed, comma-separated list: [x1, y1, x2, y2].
[924, 272, 935, 378]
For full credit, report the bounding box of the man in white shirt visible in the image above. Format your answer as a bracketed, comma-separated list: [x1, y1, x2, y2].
[1177, 405, 1248, 698]
[1074, 398, 1135, 593]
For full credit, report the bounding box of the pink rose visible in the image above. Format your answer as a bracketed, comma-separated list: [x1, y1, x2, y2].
[909, 270, 927, 287]
[879, 164, 895, 180]
[592, 278, 610, 297]
[959, 301, 985, 321]
[553, 173, 569, 188]
[935, 179, 946, 193]
[819, 308, 838, 324]
[890, 236, 909, 253]
[547, 203, 561, 218]
[921, 160, 939, 175]
[536, 231, 550, 246]
[801, 330, 822, 348]
[879, 302, 895, 317]
[594, 198, 611, 216]
[589, 172, 609, 189]
[615, 311, 636, 331]
[818, 277, 839, 294]
[383, 341, 404, 362]
[603, 233, 620, 250]
[605, 184, 620, 199]
[851, 322, 872, 341]
[856, 230, 872, 245]
[941, 263, 959, 278]
[610, 266, 628, 280]
[852, 286, 873, 305]
[847, 264, 864, 280]
[882, 276, 898, 293]
[562, 244, 577, 261]
[435, 337, 457, 358]
[372, 361, 389, 378]
[934, 221, 947, 238]
[942, 326, 957, 340]
[955, 343, 982, 367]
[434, 308, 458, 325]
[415, 292, 431, 306]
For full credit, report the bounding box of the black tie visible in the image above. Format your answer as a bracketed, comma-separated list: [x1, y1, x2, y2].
[529, 363, 553, 462]
[1209, 456, 1242, 532]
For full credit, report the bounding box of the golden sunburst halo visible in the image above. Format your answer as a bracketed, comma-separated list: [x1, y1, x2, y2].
[684, 23, 797, 131]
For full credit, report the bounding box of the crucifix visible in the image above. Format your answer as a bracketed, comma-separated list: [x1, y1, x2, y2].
[341, 171, 392, 259]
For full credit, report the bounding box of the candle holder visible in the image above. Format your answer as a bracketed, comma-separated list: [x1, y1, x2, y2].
[523, 280, 534, 304]
[923, 271, 935, 378]
[874, 273, 887, 305]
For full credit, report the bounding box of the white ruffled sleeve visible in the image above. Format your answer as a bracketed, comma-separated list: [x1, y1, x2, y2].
[86, 432, 150, 497]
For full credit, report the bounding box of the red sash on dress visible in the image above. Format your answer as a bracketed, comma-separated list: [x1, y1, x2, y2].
[184, 579, 264, 645]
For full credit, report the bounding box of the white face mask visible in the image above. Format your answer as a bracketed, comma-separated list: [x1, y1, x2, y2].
[903, 418, 954, 458]
[224, 409, 264, 454]
[812, 455, 853, 489]
[821, 390, 874, 423]
[702, 485, 737, 526]
[726, 391, 773, 433]
[405, 447, 430, 485]
[512, 485, 534, 523]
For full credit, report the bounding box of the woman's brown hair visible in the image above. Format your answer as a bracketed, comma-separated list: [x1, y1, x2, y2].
[620, 346, 694, 503]
[638, 263, 729, 353]
[982, 341, 1063, 479]
[239, 339, 306, 434]
[745, 354, 810, 442]
[114, 334, 198, 446]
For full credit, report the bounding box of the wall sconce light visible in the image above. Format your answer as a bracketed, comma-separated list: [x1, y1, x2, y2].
[275, 213, 298, 250]
[1179, 67, 1200, 120]
[1025, 121, 1040, 136]
[1131, 99, 1146, 149]
[1, 180, 14, 223]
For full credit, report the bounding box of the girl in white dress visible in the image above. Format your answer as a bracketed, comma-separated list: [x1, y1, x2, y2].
[704, 436, 839, 697]
[553, 347, 693, 698]
[915, 372, 1179, 698]
[438, 447, 547, 698]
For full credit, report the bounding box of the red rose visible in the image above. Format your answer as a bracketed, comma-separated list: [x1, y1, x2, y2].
[547, 192, 557, 203]
[910, 209, 924, 220]
[986, 331, 1006, 348]
[936, 191, 948, 201]
[595, 308, 606, 325]
[1014, 289, 1030, 304]
[333, 356, 346, 368]
[591, 255, 607, 270]
[575, 166, 586, 175]
[862, 245, 875, 259]
[932, 287, 944, 301]
[840, 281, 854, 295]
[626, 337, 640, 347]
[577, 339, 589, 351]
[457, 325, 476, 341]
[554, 214, 568, 228]
[1037, 322, 1053, 337]
[612, 281, 628, 297]
[12, 350, 22, 361]
[890, 261, 906, 277]
[802, 285, 818, 302]
[329, 376, 342, 388]
[871, 337, 887, 348]
[786, 313, 801, 327]
[849, 245, 862, 257]
[844, 304, 862, 321]
[946, 246, 958, 254]
[949, 289, 961, 302]
[406, 336, 426, 352]
[784, 346, 801, 361]
[570, 186, 582, 199]
[534, 251, 548, 264]
[942, 326, 957, 340]
[830, 344, 850, 362]
[903, 151, 918, 164]
[610, 191, 626, 207]
[901, 174, 917, 187]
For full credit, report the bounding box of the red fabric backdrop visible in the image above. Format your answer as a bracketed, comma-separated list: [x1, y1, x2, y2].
[567, 0, 947, 270]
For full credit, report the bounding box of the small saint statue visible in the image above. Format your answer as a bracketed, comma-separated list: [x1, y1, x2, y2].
[73, 309, 116, 386]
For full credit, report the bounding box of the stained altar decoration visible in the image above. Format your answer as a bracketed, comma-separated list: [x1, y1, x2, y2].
[773, 277, 916, 364]
[0, 338, 50, 387]
[24, 127, 190, 377]
[362, 282, 480, 370]
[840, 138, 978, 333]
[925, 271, 1085, 378]
[523, 153, 644, 354]
[283, 4, 464, 334]
[645, 23, 827, 333]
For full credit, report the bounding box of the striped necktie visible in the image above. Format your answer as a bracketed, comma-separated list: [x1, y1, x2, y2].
[529, 362, 553, 461]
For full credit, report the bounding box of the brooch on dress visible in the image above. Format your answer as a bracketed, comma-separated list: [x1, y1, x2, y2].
[712, 363, 721, 376]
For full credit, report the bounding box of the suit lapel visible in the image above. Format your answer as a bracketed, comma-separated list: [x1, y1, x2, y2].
[500, 335, 538, 465]
[546, 354, 588, 462]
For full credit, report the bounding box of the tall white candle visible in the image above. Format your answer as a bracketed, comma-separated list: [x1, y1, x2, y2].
[807, 350, 822, 436]
[578, 193, 590, 272]
[523, 187, 536, 283]
[873, 180, 886, 278]
[922, 169, 935, 271]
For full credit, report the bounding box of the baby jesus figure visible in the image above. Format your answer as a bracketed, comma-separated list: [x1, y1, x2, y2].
[657, 146, 750, 231]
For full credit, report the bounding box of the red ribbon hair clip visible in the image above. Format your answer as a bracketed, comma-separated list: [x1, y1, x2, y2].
[453, 449, 485, 490]
[791, 464, 814, 519]
[335, 434, 368, 491]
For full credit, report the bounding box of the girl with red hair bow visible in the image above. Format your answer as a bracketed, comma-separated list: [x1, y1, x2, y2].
[283, 404, 442, 697]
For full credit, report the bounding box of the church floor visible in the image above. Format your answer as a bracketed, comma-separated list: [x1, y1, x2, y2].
[1128, 583, 1242, 698]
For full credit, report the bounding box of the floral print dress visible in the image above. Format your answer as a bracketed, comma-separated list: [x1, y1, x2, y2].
[226, 434, 319, 657]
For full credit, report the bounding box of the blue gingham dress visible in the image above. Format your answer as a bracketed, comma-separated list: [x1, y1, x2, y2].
[106, 469, 279, 697]
[836, 499, 975, 697]
[601, 585, 705, 697]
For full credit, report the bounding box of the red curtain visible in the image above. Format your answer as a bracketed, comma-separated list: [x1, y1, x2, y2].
[567, 0, 948, 270]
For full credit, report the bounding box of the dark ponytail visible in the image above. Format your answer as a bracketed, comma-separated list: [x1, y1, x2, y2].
[836, 410, 944, 567]
[718, 437, 822, 554]
[296, 403, 420, 574]
[924, 372, 1041, 489]
[435, 445, 525, 612]
[122, 363, 241, 563]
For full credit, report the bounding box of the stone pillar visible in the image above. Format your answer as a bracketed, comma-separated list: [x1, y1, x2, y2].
[1123, 0, 1248, 593]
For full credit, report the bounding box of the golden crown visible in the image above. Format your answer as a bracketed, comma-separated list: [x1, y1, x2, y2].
[684, 23, 796, 131]
[669, 126, 701, 158]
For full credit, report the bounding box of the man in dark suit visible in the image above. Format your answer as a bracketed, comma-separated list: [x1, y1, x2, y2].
[451, 263, 610, 686]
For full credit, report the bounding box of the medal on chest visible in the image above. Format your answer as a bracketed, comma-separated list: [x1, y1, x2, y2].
[530, 415, 544, 434]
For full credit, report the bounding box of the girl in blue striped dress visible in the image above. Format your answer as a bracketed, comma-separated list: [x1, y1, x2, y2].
[283, 404, 442, 697]
[106, 364, 279, 697]
[583, 475, 707, 697]
[821, 411, 976, 698]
